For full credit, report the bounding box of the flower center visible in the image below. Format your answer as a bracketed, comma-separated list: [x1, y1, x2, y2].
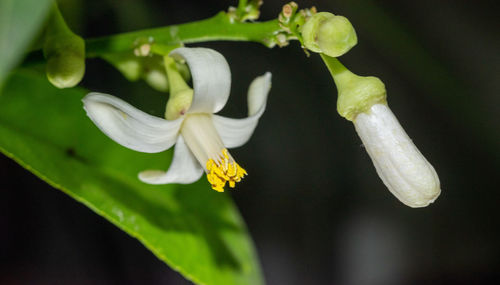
[206, 149, 247, 192]
[180, 114, 247, 192]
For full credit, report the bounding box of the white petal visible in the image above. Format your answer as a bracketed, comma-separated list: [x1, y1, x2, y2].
[138, 136, 204, 184]
[180, 114, 226, 167]
[354, 104, 441, 208]
[170, 47, 231, 114]
[248, 72, 272, 116]
[212, 72, 272, 148]
[83, 92, 182, 153]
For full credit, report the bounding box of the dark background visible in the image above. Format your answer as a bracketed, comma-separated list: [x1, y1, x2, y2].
[1, 0, 499, 284]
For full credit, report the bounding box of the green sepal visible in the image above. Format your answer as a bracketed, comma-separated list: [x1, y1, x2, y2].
[321, 54, 386, 121]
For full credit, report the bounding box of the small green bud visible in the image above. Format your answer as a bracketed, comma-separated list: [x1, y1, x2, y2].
[44, 34, 85, 88]
[228, 0, 263, 22]
[43, 3, 85, 89]
[144, 69, 169, 92]
[141, 56, 168, 92]
[103, 51, 190, 93]
[302, 12, 357, 57]
[102, 53, 142, 81]
[321, 55, 386, 121]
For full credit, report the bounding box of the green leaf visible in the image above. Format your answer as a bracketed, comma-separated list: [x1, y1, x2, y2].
[0, 70, 263, 285]
[0, 0, 52, 88]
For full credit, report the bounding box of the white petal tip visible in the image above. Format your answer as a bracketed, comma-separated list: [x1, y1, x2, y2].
[401, 187, 441, 208]
[169, 47, 231, 114]
[138, 170, 168, 185]
[248, 72, 272, 116]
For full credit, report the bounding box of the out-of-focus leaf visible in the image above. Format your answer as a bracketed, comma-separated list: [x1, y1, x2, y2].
[0, 0, 52, 89]
[0, 70, 263, 285]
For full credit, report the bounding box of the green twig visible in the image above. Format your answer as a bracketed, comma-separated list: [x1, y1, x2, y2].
[237, 0, 248, 11]
[86, 12, 281, 58]
[23, 12, 283, 66]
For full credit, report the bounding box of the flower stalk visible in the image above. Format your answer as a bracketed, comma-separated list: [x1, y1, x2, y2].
[163, 56, 193, 120]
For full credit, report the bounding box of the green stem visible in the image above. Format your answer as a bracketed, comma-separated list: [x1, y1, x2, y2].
[46, 2, 73, 37]
[163, 55, 194, 120]
[320, 54, 351, 85]
[163, 56, 190, 94]
[237, 0, 248, 11]
[29, 2, 72, 51]
[86, 12, 281, 58]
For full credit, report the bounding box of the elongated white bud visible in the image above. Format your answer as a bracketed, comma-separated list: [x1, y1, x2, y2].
[354, 104, 441, 208]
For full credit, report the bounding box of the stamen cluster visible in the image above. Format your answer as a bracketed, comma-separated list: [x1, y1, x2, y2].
[206, 149, 247, 192]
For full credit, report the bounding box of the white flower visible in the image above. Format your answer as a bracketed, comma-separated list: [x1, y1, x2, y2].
[83, 47, 271, 192]
[354, 103, 441, 208]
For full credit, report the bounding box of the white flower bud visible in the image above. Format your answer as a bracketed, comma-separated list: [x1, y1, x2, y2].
[354, 104, 441, 208]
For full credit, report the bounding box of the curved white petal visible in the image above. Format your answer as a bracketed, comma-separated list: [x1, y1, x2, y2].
[248, 72, 272, 116]
[354, 104, 441, 208]
[138, 137, 204, 184]
[83, 92, 182, 153]
[170, 47, 231, 114]
[212, 72, 272, 148]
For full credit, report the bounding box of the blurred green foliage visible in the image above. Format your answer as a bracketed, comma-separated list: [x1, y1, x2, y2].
[0, 0, 52, 88]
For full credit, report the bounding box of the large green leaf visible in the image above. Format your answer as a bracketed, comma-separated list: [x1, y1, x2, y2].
[0, 70, 263, 285]
[0, 0, 52, 88]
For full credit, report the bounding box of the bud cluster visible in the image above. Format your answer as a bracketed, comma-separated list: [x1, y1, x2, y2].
[227, 0, 263, 23]
[274, 2, 317, 47]
[103, 40, 189, 93]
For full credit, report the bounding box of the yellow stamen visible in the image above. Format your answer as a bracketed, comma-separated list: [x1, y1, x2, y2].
[206, 149, 247, 192]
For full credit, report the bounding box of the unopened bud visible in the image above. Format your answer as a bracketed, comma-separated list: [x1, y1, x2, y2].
[44, 34, 85, 88]
[43, 3, 85, 88]
[102, 53, 142, 81]
[321, 55, 440, 207]
[144, 69, 169, 92]
[282, 4, 294, 18]
[354, 104, 441, 207]
[134, 43, 151, 57]
[302, 12, 357, 57]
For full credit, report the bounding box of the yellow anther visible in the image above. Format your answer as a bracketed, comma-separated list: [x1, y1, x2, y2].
[205, 148, 247, 192]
